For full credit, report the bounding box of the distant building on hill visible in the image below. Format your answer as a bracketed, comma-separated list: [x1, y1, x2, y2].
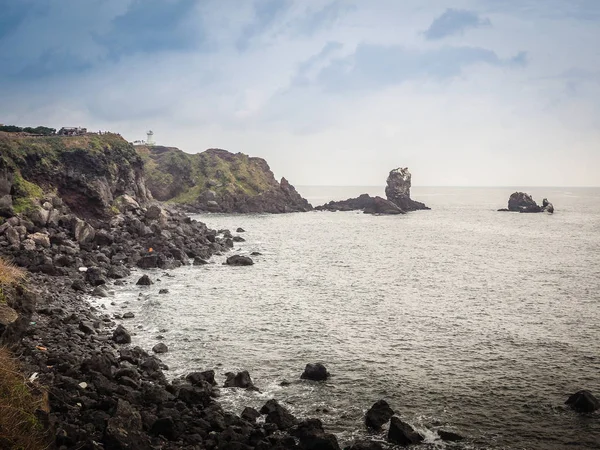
[58, 127, 87, 136]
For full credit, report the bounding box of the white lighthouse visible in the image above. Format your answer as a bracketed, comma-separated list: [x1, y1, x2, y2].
[146, 130, 155, 146]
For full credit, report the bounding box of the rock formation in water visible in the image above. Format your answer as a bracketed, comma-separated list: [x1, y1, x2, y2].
[137, 145, 312, 213]
[315, 194, 404, 214]
[498, 192, 554, 213]
[316, 167, 429, 214]
[385, 167, 430, 211]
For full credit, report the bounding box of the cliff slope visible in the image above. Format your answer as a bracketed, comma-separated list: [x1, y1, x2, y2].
[137, 145, 312, 213]
[0, 132, 150, 222]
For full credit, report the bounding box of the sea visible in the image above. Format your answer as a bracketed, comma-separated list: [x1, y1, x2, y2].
[94, 186, 600, 449]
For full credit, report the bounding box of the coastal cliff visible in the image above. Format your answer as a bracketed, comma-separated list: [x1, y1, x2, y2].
[137, 145, 312, 213]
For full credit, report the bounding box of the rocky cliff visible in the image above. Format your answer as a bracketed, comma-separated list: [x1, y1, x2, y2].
[137, 146, 312, 213]
[385, 167, 429, 211]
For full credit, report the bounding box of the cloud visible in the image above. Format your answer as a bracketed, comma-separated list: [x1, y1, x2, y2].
[98, 0, 203, 58]
[314, 44, 525, 91]
[424, 9, 491, 40]
[291, 1, 355, 36]
[236, 0, 293, 51]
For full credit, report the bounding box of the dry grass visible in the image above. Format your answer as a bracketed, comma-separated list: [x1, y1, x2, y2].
[0, 347, 50, 449]
[0, 258, 26, 288]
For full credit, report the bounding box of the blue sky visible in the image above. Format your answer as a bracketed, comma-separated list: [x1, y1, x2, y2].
[1, 0, 599, 186]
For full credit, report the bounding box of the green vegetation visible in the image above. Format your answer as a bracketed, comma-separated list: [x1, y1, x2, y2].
[138, 145, 279, 203]
[0, 125, 55, 135]
[11, 174, 43, 215]
[0, 346, 49, 449]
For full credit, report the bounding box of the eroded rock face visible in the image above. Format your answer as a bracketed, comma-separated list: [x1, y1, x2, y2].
[500, 192, 554, 214]
[385, 167, 430, 211]
[139, 146, 313, 213]
[316, 194, 404, 215]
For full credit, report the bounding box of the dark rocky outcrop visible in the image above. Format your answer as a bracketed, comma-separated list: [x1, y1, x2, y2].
[385, 167, 430, 211]
[292, 419, 341, 450]
[565, 390, 600, 413]
[387, 416, 424, 446]
[260, 399, 298, 430]
[226, 255, 254, 266]
[300, 363, 330, 381]
[499, 192, 554, 213]
[137, 146, 312, 213]
[438, 429, 464, 442]
[224, 370, 258, 390]
[316, 167, 428, 214]
[365, 400, 394, 430]
[316, 194, 404, 215]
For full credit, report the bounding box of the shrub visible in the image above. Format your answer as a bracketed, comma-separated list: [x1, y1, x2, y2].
[0, 347, 49, 449]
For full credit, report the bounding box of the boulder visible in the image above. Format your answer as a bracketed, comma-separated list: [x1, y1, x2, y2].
[145, 205, 163, 220]
[365, 400, 394, 430]
[226, 255, 254, 266]
[385, 167, 430, 211]
[104, 399, 150, 449]
[236, 227, 245, 233]
[260, 399, 298, 430]
[387, 417, 423, 446]
[92, 285, 112, 297]
[565, 390, 600, 413]
[439, 430, 464, 442]
[241, 407, 261, 423]
[137, 255, 159, 269]
[72, 217, 96, 244]
[123, 312, 135, 319]
[186, 370, 216, 386]
[136, 274, 153, 286]
[113, 194, 140, 212]
[112, 325, 132, 344]
[29, 232, 50, 248]
[292, 419, 340, 450]
[193, 258, 209, 265]
[78, 321, 96, 335]
[301, 363, 329, 381]
[86, 267, 107, 286]
[152, 343, 168, 354]
[224, 370, 257, 390]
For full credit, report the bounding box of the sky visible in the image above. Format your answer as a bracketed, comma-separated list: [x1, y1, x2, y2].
[0, 0, 599, 186]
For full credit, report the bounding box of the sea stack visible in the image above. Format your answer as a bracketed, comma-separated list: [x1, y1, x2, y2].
[499, 192, 554, 213]
[385, 167, 430, 211]
[316, 166, 429, 214]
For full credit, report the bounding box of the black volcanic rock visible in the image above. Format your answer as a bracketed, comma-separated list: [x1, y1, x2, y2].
[566, 390, 600, 412]
[226, 255, 254, 266]
[385, 167, 430, 211]
[365, 400, 394, 430]
[387, 416, 424, 445]
[300, 363, 330, 381]
[500, 192, 554, 213]
[316, 194, 404, 215]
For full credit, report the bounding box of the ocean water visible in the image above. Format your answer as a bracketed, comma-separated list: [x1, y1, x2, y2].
[100, 187, 600, 449]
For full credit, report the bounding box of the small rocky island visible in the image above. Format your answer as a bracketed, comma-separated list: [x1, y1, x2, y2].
[498, 192, 554, 213]
[316, 167, 430, 214]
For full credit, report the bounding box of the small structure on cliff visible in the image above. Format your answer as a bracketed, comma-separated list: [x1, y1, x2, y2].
[57, 127, 87, 136]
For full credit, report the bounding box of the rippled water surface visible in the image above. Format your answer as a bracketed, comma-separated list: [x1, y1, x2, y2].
[101, 187, 600, 449]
